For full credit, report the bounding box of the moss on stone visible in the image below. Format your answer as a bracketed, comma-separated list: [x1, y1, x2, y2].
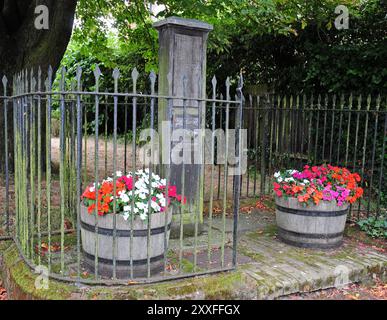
[238, 246, 265, 262]
[1, 239, 248, 300]
[84, 270, 246, 300]
[0, 240, 12, 252]
[2, 243, 76, 300]
[246, 224, 278, 240]
[262, 224, 278, 237]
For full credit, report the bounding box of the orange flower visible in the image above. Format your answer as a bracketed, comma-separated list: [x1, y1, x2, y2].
[298, 194, 310, 202]
[312, 190, 323, 205]
[116, 181, 126, 194]
[355, 187, 363, 198]
[100, 181, 113, 195]
[347, 181, 355, 190]
[102, 195, 112, 205]
[292, 185, 304, 194]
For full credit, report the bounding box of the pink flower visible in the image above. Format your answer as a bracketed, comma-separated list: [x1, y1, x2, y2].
[118, 176, 133, 190]
[275, 190, 282, 197]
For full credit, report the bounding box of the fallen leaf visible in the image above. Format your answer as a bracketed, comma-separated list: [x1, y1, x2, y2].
[213, 207, 222, 214]
[0, 283, 7, 300]
[64, 220, 73, 230]
[347, 294, 359, 300]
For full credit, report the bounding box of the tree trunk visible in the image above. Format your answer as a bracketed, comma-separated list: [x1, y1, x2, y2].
[0, 0, 78, 174]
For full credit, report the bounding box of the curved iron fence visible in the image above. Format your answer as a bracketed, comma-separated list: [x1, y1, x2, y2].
[0, 66, 244, 284]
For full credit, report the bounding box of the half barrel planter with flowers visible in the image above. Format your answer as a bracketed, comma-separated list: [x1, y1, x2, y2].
[81, 169, 186, 277]
[273, 165, 363, 249]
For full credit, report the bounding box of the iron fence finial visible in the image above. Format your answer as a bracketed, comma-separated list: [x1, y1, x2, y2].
[149, 71, 156, 95]
[2, 75, 7, 95]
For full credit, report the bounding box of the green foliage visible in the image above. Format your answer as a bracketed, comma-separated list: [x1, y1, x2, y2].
[357, 215, 387, 239]
[55, 0, 386, 136]
[59, 0, 386, 94]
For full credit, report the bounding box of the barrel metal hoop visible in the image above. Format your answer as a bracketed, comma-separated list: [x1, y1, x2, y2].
[82, 250, 164, 266]
[81, 220, 171, 237]
[276, 204, 348, 217]
[277, 226, 344, 239]
[277, 236, 343, 249]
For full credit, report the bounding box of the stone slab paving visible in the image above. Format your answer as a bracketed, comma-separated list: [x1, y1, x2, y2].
[235, 210, 387, 299]
[170, 210, 387, 299]
[0, 209, 386, 299]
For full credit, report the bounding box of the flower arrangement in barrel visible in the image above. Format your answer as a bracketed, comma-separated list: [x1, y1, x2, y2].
[81, 169, 186, 220]
[273, 165, 364, 206]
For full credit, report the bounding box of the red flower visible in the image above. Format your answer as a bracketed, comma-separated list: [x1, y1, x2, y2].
[82, 186, 96, 200]
[176, 194, 187, 204]
[167, 186, 177, 198]
[88, 203, 96, 214]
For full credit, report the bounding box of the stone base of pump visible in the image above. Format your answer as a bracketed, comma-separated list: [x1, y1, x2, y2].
[169, 212, 204, 239]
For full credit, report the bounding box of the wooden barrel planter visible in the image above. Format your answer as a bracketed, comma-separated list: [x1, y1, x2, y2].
[80, 204, 173, 278]
[275, 197, 349, 249]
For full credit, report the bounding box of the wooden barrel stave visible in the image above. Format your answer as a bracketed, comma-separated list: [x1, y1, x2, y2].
[275, 197, 348, 249]
[80, 205, 172, 277]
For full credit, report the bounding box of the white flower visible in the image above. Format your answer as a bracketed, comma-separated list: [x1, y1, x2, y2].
[284, 177, 295, 183]
[123, 212, 130, 221]
[151, 201, 161, 212]
[123, 205, 131, 212]
[115, 171, 123, 177]
[277, 177, 283, 183]
[274, 172, 281, 178]
[89, 186, 95, 193]
[137, 202, 147, 210]
[303, 179, 310, 184]
[120, 193, 130, 203]
[139, 212, 147, 221]
[137, 186, 149, 194]
[139, 193, 147, 200]
[135, 180, 146, 190]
